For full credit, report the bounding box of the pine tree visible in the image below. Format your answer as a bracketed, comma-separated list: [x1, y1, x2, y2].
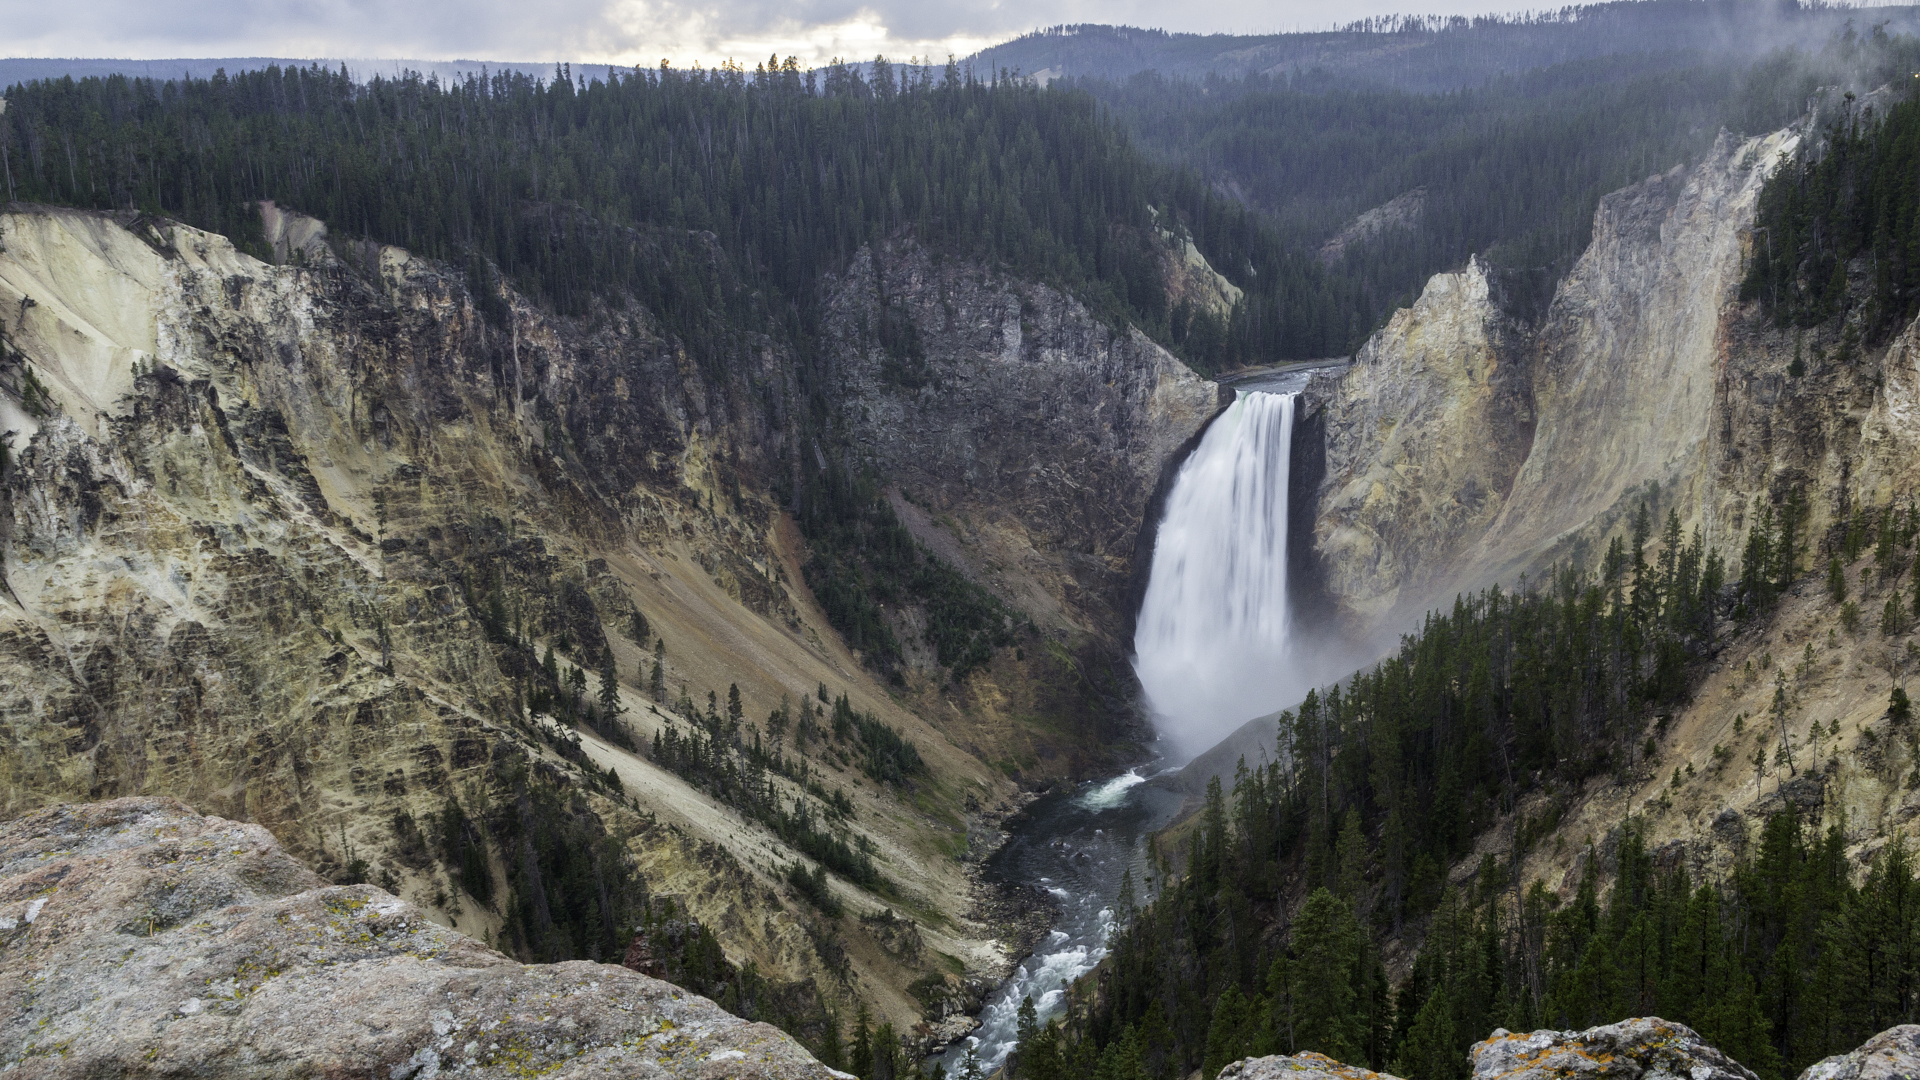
[1012, 995, 1040, 1078]
[871, 1022, 900, 1080]
[1291, 888, 1365, 1063]
[651, 639, 667, 701]
[819, 1010, 846, 1071]
[1203, 985, 1251, 1079]
[1393, 986, 1461, 1080]
[598, 651, 623, 717]
[850, 1003, 873, 1080]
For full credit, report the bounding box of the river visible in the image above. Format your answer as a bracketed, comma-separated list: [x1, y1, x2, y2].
[931, 770, 1185, 1078]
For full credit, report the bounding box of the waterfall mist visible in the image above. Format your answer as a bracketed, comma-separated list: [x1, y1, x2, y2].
[1133, 391, 1319, 761]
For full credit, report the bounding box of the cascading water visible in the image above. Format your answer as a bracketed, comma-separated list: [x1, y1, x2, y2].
[1133, 390, 1307, 760]
[930, 772, 1183, 1079]
[931, 375, 1335, 1074]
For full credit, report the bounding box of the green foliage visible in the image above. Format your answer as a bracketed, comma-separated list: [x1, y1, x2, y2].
[490, 768, 642, 963]
[797, 462, 1017, 682]
[649, 690, 884, 892]
[1744, 39, 1920, 336]
[438, 794, 495, 907]
[640, 898, 824, 1039]
[786, 861, 844, 917]
[0, 60, 1359, 371]
[1738, 491, 1808, 618]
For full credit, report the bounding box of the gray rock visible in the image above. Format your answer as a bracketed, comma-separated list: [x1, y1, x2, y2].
[1799, 1026, 1920, 1080]
[1216, 1052, 1405, 1080]
[0, 797, 847, 1080]
[1470, 1018, 1757, 1080]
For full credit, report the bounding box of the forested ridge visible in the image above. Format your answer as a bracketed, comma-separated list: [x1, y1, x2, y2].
[1079, 30, 1920, 319]
[977, 2, 1920, 92]
[1745, 76, 1920, 342]
[0, 60, 1365, 368]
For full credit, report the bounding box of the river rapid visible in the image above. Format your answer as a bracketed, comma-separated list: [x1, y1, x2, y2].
[932, 771, 1185, 1077]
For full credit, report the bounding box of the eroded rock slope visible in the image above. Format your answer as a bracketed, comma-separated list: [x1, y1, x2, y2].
[1312, 128, 1798, 626]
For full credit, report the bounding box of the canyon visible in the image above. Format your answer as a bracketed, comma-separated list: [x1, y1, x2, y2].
[6, 66, 1920, 1080]
[0, 202, 1219, 1045]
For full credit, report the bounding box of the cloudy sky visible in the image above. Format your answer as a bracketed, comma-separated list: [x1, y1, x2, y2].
[1, 0, 1562, 71]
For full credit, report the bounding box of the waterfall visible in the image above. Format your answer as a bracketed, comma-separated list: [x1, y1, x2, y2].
[1133, 391, 1304, 760]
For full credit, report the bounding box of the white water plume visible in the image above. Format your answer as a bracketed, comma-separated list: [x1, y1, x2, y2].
[1133, 390, 1309, 760]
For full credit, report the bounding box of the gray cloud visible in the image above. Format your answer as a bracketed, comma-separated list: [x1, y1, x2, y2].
[1, 0, 1567, 69]
[12, 0, 1911, 70]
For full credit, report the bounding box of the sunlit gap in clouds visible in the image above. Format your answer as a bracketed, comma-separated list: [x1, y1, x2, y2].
[1, 0, 1002, 77]
[606, 9, 1001, 72]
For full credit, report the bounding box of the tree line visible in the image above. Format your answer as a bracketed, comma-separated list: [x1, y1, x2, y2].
[0, 58, 1367, 371]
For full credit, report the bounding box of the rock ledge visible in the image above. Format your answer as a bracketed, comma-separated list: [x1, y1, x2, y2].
[1470, 1018, 1757, 1080]
[0, 797, 844, 1079]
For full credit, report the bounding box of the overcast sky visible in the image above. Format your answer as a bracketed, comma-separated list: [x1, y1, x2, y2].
[0, 0, 1579, 71]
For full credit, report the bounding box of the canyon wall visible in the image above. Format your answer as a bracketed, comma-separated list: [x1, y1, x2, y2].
[0, 206, 1215, 1037]
[1306, 108, 1920, 903]
[1312, 128, 1798, 629]
[823, 241, 1222, 643]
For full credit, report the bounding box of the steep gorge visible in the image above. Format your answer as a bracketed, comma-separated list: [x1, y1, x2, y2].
[0, 204, 1218, 1043]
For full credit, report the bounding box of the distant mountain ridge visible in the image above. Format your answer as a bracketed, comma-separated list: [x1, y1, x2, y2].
[0, 57, 613, 89]
[971, 1, 1920, 91]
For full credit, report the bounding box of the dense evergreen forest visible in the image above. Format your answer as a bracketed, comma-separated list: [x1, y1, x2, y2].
[1079, 30, 1920, 319]
[1744, 75, 1920, 341]
[0, 60, 1364, 368]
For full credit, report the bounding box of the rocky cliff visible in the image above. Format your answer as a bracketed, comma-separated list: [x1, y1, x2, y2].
[1312, 127, 1798, 628]
[1304, 104, 1920, 926]
[0, 205, 1216, 1043]
[819, 240, 1222, 768]
[1315, 255, 1531, 624]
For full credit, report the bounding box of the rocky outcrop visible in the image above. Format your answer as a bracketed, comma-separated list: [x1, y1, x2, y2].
[1799, 1025, 1920, 1080]
[0, 796, 842, 1079]
[1471, 1019, 1757, 1080]
[1217, 1052, 1402, 1080]
[1315, 255, 1530, 624]
[822, 240, 1222, 646]
[1312, 127, 1798, 628]
[1319, 188, 1427, 266]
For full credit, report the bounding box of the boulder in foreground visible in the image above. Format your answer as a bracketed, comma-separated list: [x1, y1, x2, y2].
[1470, 1018, 1757, 1080]
[1215, 1052, 1402, 1080]
[1798, 1026, 1920, 1080]
[0, 797, 846, 1079]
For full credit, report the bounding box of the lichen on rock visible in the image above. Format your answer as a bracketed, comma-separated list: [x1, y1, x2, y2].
[1216, 1051, 1405, 1080]
[1469, 1018, 1758, 1080]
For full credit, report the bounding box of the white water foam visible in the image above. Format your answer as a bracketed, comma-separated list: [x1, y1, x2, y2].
[1133, 391, 1306, 760]
[1077, 770, 1145, 810]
